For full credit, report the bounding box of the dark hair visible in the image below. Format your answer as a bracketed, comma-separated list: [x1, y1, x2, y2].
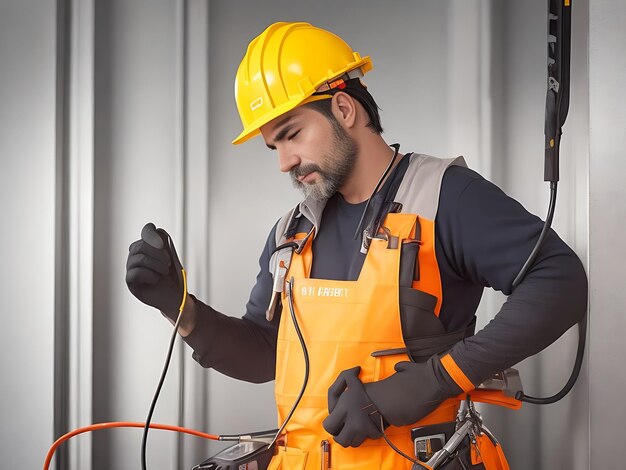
[306, 79, 383, 134]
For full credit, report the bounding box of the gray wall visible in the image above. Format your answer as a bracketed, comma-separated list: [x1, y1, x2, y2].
[92, 0, 183, 467]
[589, 0, 626, 464]
[3, 0, 625, 469]
[0, 1, 57, 469]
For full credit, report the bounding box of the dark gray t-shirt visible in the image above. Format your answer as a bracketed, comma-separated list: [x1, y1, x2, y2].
[184, 155, 587, 385]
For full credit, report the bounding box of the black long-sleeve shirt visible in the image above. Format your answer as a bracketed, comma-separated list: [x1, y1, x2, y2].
[184, 157, 587, 386]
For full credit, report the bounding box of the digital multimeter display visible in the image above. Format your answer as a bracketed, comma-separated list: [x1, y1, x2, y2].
[192, 441, 274, 470]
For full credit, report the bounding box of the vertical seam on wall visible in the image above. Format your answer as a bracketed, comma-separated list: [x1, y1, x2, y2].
[68, 1, 95, 467]
[480, 1, 493, 181]
[54, 1, 71, 469]
[175, 0, 189, 468]
[584, 2, 591, 467]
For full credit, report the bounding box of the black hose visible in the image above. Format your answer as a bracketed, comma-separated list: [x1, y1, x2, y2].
[512, 182, 557, 289]
[267, 277, 310, 448]
[511, 182, 587, 405]
[516, 313, 587, 404]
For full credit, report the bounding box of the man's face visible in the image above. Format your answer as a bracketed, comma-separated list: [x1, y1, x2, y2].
[261, 105, 358, 201]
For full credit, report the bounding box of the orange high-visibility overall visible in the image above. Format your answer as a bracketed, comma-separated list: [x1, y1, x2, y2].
[268, 154, 511, 470]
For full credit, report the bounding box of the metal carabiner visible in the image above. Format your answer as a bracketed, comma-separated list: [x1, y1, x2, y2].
[361, 226, 398, 253]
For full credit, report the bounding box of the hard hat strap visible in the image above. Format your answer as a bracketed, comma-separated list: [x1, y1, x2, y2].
[314, 68, 365, 93]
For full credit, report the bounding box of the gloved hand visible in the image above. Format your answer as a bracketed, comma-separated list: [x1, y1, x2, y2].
[321, 367, 383, 447]
[322, 357, 464, 447]
[126, 223, 185, 320]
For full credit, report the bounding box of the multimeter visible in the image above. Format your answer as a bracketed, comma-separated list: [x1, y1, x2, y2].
[192, 441, 275, 470]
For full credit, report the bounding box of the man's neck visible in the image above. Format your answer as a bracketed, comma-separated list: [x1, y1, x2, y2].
[339, 135, 402, 203]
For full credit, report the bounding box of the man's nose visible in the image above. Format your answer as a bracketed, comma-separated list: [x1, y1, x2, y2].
[277, 148, 300, 173]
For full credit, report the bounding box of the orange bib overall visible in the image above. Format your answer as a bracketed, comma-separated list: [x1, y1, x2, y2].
[269, 211, 460, 470]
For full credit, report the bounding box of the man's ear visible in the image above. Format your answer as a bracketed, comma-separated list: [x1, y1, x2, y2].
[331, 92, 357, 129]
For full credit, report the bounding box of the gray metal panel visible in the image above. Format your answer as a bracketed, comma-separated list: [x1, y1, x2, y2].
[0, 0, 57, 468]
[92, 1, 182, 468]
[0, 0, 600, 468]
[589, 0, 626, 468]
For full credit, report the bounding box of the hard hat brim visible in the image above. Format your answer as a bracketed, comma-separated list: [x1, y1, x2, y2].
[231, 94, 335, 145]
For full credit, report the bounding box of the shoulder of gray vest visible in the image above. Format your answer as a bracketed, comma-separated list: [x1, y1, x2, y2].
[395, 153, 467, 221]
[274, 205, 300, 247]
[268, 205, 300, 283]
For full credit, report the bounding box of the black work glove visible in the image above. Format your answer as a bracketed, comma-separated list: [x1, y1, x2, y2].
[321, 367, 383, 447]
[323, 357, 463, 447]
[126, 222, 185, 321]
[364, 357, 463, 427]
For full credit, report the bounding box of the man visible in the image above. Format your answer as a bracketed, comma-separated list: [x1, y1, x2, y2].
[126, 22, 587, 469]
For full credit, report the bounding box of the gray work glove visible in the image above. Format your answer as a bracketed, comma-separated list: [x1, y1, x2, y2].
[322, 357, 463, 447]
[126, 222, 185, 320]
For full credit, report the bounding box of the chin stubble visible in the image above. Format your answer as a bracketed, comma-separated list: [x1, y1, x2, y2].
[290, 124, 358, 201]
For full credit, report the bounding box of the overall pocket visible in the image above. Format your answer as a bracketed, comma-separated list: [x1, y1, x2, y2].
[399, 286, 446, 339]
[267, 445, 311, 470]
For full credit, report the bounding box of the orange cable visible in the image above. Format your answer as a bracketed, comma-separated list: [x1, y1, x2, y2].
[43, 422, 219, 470]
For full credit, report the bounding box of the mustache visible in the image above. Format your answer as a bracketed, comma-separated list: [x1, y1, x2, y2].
[290, 164, 323, 180]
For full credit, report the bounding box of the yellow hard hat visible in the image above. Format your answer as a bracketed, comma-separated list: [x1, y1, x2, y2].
[232, 22, 373, 145]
